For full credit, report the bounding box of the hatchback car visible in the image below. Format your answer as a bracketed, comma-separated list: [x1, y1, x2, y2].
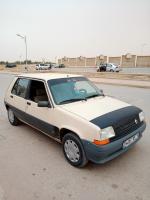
[4, 73, 146, 167]
[36, 64, 51, 70]
[5, 63, 16, 68]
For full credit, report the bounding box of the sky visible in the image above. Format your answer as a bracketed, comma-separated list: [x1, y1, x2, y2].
[0, 0, 150, 62]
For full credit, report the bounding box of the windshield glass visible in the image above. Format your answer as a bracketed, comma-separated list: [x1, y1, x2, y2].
[47, 77, 103, 105]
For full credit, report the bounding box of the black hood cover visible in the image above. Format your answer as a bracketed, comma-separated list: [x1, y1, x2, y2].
[90, 106, 142, 130]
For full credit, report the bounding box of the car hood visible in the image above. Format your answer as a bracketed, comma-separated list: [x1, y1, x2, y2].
[60, 96, 130, 121]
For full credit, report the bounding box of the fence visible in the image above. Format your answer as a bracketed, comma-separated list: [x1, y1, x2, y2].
[58, 54, 150, 67]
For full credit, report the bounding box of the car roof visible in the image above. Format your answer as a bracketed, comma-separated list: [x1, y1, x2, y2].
[109, 63, 116, 65]
[17, 73, 83, 81]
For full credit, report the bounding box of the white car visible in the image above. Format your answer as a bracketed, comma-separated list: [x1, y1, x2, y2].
[97, 63, 121, 72]
[36, 64, 51, 70]
[4, 73, 146, 167]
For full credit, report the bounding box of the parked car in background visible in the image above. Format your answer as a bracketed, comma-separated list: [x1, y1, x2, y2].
[97, 63, 121, 72]
[5, 63, 16, 68]
[4, 73, 146, 167]
[59, 64, 65, 68]
[51, 63, 66, 68]
[36, 63, 51, 70]
[50, 63, 59, 68]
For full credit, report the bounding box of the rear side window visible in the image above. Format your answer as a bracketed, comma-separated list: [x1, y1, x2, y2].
[11, 78, 29, 98]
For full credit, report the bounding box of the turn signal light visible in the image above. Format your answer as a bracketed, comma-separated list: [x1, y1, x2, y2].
[93, 139, 110, 146]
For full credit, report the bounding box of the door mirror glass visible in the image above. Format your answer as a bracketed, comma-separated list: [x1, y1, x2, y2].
[37, 101, 50, 107]
[99, 89, 104, 96]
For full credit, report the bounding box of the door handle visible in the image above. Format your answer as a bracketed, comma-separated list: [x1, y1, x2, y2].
[10, 95, 13, 98]
[27, 102, 31, 105]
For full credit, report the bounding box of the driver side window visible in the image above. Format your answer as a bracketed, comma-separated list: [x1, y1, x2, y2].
[27, 80, 48, 103]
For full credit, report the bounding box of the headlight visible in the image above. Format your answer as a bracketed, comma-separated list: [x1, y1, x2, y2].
[139, 111, 145, 122]
[100, 126, 115, 140]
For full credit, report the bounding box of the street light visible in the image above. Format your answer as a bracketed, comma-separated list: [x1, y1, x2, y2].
[16, 34, 28, 71]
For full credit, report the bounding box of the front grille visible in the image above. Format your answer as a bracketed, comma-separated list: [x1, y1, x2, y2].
[111, 115, 143, 141]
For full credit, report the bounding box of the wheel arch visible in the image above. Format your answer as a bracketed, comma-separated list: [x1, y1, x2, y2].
[59, 128, 81, 142]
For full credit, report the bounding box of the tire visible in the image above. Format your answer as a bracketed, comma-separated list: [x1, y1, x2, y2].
[7, 108, 20, 126]
[110, 69, 114, 72]
[62, 133, 88, 167]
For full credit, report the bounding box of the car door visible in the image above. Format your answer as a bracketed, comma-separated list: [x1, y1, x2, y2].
[25, 79, 59, 138]
[10, 78, 30, 121]
[106, 64, 112, 71]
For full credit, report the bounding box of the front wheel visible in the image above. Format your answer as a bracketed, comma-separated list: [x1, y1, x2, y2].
[8, 108, 20, 126]
[62, 133, 88, 167]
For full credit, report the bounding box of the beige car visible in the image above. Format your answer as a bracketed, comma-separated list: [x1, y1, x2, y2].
[4, 73, 146, 167]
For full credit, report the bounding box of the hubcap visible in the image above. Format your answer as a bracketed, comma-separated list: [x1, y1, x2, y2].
[8, 109, 14, 123]
[64, 139, 80, 163]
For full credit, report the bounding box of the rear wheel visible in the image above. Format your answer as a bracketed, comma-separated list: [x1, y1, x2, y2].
[62, 133, 88, 167]
[8, 108, 20, 126]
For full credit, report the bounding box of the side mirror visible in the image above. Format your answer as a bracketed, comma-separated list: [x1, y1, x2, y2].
[37, 101, 51, 108]
[99, 89, 104, 96]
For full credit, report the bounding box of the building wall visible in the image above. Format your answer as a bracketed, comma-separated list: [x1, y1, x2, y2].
[122, 55, 136, 67]
[68, 58, 77, 66]
[136, 56, 150, 67]
[59, 55, 150, 67]
[86, 58, 96, 66]
[96, 56, 107, 65]
[108, 57, 121, 65]
[62, 59, 69, 67]
[76, 57, 86, 66]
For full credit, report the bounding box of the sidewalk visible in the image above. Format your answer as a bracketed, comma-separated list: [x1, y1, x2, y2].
[89, 78, 150, 89]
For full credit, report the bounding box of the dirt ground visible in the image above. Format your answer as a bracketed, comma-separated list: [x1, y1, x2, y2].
[1, 64, 150, 81]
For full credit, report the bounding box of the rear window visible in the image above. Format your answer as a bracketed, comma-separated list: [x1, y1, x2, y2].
[11, 78, 30, 98]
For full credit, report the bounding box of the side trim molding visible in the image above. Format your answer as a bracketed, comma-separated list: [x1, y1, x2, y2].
[5, 102, 60, 140]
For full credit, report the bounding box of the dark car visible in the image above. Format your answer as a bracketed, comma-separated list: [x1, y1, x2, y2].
[59, 64, 65, 68]
[5, 63, 16, 68]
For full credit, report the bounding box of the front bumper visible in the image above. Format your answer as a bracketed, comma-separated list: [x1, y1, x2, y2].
[82, 122, 146, 164]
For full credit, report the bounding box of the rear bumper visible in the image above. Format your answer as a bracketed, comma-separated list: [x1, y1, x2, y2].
[82, 122, 146, 164]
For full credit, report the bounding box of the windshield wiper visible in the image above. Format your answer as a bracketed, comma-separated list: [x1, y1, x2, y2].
[59, 98, 86, 105]
[86, 94, 102, 99]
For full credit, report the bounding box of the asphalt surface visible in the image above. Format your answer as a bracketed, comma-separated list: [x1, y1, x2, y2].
[0, 74, 150, 200]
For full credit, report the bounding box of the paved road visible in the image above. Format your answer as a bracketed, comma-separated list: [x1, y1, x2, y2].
[51, 67, 150, 74]
[0, 74, 150, 200]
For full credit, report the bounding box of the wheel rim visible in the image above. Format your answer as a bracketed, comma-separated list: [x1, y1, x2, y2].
[64, 139, 80, 163]
[8, 109, 14, 123]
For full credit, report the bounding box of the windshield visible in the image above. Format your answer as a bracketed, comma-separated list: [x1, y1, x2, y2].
[47, 77, 103, 105]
